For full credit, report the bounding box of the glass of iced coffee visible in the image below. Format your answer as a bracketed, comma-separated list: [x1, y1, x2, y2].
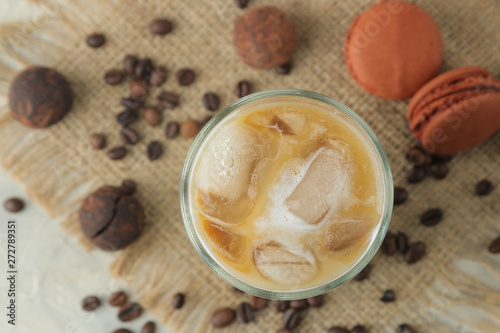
[181, 89, 393, 299]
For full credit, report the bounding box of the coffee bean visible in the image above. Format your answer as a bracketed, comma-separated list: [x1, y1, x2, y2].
[149, 66, 167, 87]
[236, 302, 255, 323]
[430, 162, 449, 179]
[143, 107, 162, 126]
[147, 141, 163, 161]
[290, 299, 308, 310]
[149, 18, 173, 35]
[121, 97, 143, 111]
[198, 116, 213, 130]
[105, 70, 125, 85]
[118, 302, 142, 322]
[404, 241, 426, 264]
[120, 127, 140, 145]
[306, 294, 324, 308]
[431, 153, 454, 164]
[108, 291, 128, 307]
[351, 325, 367, 333]
[382, 231, 397, 256]
[89, 133, 106, 150]
[396, 232, 409, 254]
[420, 208, 443, 227]
[82, 296, 100, 311]
[235, 80, 251, 98]
[176, 68, 196, 86]
[180, 119, 199, 138]
[276, 62, 292, 75]
[235, 0, 249, 8]
[135, 58, 153, 80]
[130, 79, 148, 98]
[276, 329, 293, 333]
[112, 329, 132, 333]
[141, 321, 156, 333]
[396, 324, 416, 333]
[282, 308, 302, 330]
[86, 33, 105, 48]
[406, 166, 427, 183]
[405, 145, 431, 166]
[489, 236, 500, 254]
[157, 91, 179, 109]
[211, 308, 235, 328]
[107, 146, 127, 160]
[394, 187, 409, 205]
[202, 92, 220, 111]
[249, 295, 269, 310]
[123, 55, 138, 76]
[353, 264, 372, 281]
[274, 300, 290, 312]
[475, 179, 494, 196]
[172, 293, 185, 309]
[329, 327, 349, 333]
[165, 121, 180, 139]
[4, 198, 25, 213]
[121, 180, 137, 195]
[117, 110, 138, 126]
[380, 289, 396, 303]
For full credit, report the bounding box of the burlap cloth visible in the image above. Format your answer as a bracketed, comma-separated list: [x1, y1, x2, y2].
[1, 0, 499, 332]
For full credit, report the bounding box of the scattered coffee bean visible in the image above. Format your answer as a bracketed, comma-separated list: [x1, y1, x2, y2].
[236, 302, 255, 324]
[431, 153, 454, 164]
[198, 115, 213, 129]
[276, 329, 293, 333]
[405, 145, 431, 166]
[118, 302, 143, 322]
[121, 180, 137, 195]
[172, 293, 185, 309]
[149, 66, 167, 87]
[86, 33, 105, 48]
[394, 187, 409, 205]
[124, 55, 139, 76]
[274, 300, 290, 312]
[143, 106, 162, 126]
[4, 198, 25, 213]
[121, 97, 143, 111]
[282, 308, 302, 330]
[404, 241, 426, 264]
[120, 127, 140, 145]
[176, 68, 196, 86]
[117, 110, 138, 126]
[290, 299, 308, 310]
[108, 291, 128, 307]
[380, 289, 396, 303]
[135, 58, 153, 80]
[141, 321, 156, 333]
[149, 18, 173, 35]
[396, 232, 409, 254]
[406, 166, 427, 183]
[235, 80, 251, 98]
[249, 295, 269, 310]
[382, 231, 397, 256]
[475, 179, 494, 196]
[430, 162, 449, 179]
[420, 208, 443, 227]
[396, 324, 416, 333]
[82, 296, 101, 311]
[89, 133, 106, 150]
[157, 91, 179, 109]
[351, 325, 367, 333]
[107, 146, 127, 160]
[147, 141, 163, 161]
[165, 121, 180, 139]
[180, 119, 199, 138]
[211, 308, 235, 328]
[112, 329, 132, 333]
[489, 236, 500, 254]
[276, 62, 292, 75]
[307, 294, 324, 308]
[105, 70, 125, 85]
[130, 79, 148, 98]
[353, 264, 372, 281]
[235, 0, 249, 8]
[329, 327, 349, 333]
[202, 92, 220, 111]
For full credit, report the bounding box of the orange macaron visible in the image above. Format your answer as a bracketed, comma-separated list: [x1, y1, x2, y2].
[407, 66, 500, 155]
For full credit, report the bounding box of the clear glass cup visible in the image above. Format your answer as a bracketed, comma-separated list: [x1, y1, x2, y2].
[180, 89, 393, 300]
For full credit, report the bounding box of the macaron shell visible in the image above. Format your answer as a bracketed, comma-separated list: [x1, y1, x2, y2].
[345, 1, 443, 100]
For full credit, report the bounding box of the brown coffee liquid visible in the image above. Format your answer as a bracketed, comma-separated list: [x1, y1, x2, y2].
[191, 97, 384, 291]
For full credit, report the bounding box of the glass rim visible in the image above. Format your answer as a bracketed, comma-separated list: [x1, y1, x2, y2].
[180, 89, 393, 300]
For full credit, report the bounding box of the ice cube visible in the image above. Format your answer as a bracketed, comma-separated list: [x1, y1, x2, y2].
[322, 216, 375, 252]
[197, 191, 254, 225]
[269, 112, 308, 136]
[202, 220, 249, 263]
[285, 144, 352, 225]
[253, 241, 318, 285]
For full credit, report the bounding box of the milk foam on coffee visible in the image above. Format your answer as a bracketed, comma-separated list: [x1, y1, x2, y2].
[190, 98, 383, 291]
